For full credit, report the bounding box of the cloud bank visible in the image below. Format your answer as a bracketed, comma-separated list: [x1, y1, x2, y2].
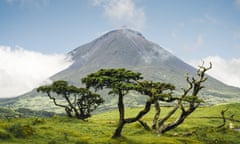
[0, 46, 73, 98]
[92, 0, 145, 30]
[190, 56, 240, 88]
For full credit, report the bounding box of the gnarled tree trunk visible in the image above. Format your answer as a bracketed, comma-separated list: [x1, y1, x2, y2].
[112, 98, 153, 138]
[112, 90, 125, 138]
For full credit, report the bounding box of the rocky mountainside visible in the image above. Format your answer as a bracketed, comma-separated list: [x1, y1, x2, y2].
[54, 29, 194, 86]
[1, 29, 239, 112]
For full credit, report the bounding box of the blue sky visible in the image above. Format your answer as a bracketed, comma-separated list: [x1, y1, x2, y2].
[1, 0, 240, 60]
[1, 0, 240, 97]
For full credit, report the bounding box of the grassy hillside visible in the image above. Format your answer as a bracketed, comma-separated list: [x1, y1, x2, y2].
[0, 103, 240, 144]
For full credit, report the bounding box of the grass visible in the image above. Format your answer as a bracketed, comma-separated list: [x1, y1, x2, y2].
[0, 103, 240, 144]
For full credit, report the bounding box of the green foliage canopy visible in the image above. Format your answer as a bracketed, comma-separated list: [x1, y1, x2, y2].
[37, 80, 103, 120]
[82, 68, 143, 96]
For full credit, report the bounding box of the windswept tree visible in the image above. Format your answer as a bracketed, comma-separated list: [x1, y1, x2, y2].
[137, 81, 176, 130]
[156, 62, 212, 134]
[82, 68, 142, 137]
[37, 80, 104, 120]
[139, 62, 212, 134]
[81, 68, 174, 138]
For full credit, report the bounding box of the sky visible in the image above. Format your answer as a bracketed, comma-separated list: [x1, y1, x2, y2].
[0, 0, 240, 97]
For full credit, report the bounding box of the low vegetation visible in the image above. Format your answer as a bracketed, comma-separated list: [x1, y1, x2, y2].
[0, 103, 240, 144]
[0, 107, 55, 119]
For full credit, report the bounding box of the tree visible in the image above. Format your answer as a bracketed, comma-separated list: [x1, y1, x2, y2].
[139, 62, 212, 134]
[217, 107, 229, 128]
[82, 68, 148, 138]
[37, 80, 104, 120]
[158, 62, 212, 134]
[137, 81, 176, 130]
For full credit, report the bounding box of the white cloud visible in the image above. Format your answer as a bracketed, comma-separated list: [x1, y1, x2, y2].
[190, 56, 240, 88]
[92, 0, 145, 30]
[0, 45, 73, 98]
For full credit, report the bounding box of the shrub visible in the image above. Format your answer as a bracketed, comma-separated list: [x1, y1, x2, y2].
[48, 140, 57, 144]
[0, 129, 11, 140]
[32, 118, 45, 125]
[75, 141, 88, 144]
[7, 123, 34, 138]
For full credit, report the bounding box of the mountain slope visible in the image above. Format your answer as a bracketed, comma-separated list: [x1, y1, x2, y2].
[53, 29, 240, 98]
[1, 29, 239, 111]
[53, 29, 195, 85]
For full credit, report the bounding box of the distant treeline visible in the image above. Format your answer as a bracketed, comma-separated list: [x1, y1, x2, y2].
[0, 107, 59, 119]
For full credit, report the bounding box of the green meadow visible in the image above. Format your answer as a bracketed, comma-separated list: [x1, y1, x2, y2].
[0, 103, 240, 144]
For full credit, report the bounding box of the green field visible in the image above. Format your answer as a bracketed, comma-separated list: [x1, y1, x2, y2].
[0, 103, 240, 144]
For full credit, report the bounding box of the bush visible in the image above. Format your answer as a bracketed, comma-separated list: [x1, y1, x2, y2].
[32, 118, 45, 125]
[7, 123, 34, 138]
[75, 141, 88, 144]
[48, 140, 57, 144]
[0, 129, 11, 140]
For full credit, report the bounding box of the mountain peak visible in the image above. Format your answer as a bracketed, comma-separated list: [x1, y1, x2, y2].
[69, 28, 174, 68]
[96, 28, 146, 43]
[107, 28, 145, 38]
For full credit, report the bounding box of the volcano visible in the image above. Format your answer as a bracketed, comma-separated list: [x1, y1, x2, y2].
[1, 29, 239, 111]
[53, 29, 195, 86]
